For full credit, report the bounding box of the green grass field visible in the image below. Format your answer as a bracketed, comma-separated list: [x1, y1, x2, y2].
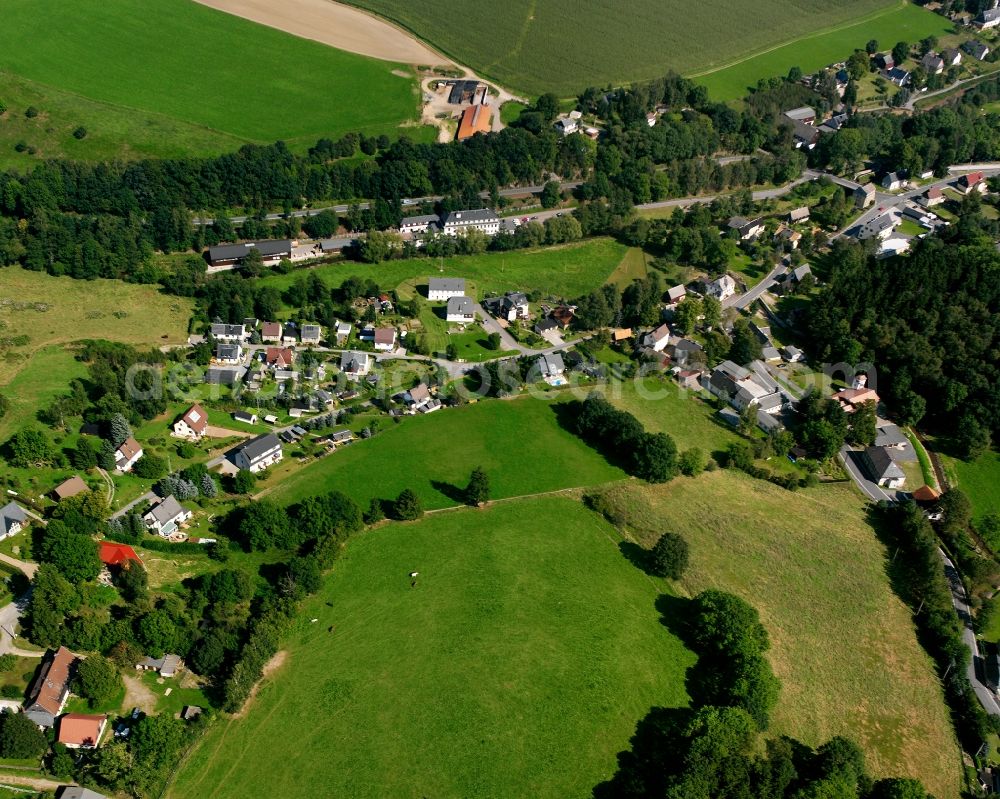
[600, 472, 961, 798]
[0, 0, 428, 168]
[345, 0, 913, 96]
[695, 3, 954, 101]
[943, 450, 1000, 523]
[168, 496, 695, 799]
[0, 266, 193, 438]
[270, 393, 625, 508]
[261, 237, 629, 302]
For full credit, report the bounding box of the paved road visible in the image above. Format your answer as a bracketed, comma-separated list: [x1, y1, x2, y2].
[906, 73, 997, 111]
[724, 263, 787, 310]
[0, 554, 36, 578]
[941, 549, 1000, 717]
[0, 594, 42, 658]
[110, 490, 157, 520]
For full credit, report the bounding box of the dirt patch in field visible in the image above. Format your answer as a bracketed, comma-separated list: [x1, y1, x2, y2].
[123, 674, 159, 716]
[231, 650, 288, 718]
[193, 0, 451, 65]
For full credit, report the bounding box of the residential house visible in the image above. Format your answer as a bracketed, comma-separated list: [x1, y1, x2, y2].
[143, 495, 192, 537]
[875, 52, 895, 71]
[551, 306, 575, 330]
[854, 183, 876, 209]
[922, 186, 945, 207]
[964, 40, 991, 60]
[667, 337, 704, 367]
[400, 215, 441, 237]
[554, 117, 579, 135]
[674, 369, 703, 390]
[300, 325, 322, 345]
[886, 68, 911, 87]
[975, 5, 1000, 28]
[340, 350, 371, 378]
[206, 240, 292, 269]
[921, 52, 945, 75]
[114, 438, 143, 473]
[319, 237, 355, 255]
[706, 360, 782, 413]
[958, 171, 986, 194]
[402, 383, 437, 413]
[172, 404, 208, 441]
[881, 172, 905, 191]
[875, 422, 910, 450]
[863, 446, 906, 489]
[24, 646, 76, 727]
[702, 274, 736, 301]
[446, 296, 476, 324]
[482, 292, 529, 322]
[534, 353, 566, 385]
[774, 225, 802, 250]
[535, 318, 559, 335]
[857, 212, 898, 241]
[260, 322, 283, 343]
[210, 323, 246, 343]
[281, 323, 298, 346]
[877, 238, 910, 259]
[334, 320, 352, 343]
[215, 343, 242, 364]
[779, 263, 813, 293]
[58, 788, 110, 799]
[0, 502, 27, 539]
[643, 324, 671, 352]
[727, 216, 765, 241]
[942, 47, 963, 66]
[58, 714, 108, 749]
[428, 277, 466, 301]
[665, 284, 686, 306]
[98, 541, 141, 569]
[781, 345, 804, 362]
[205, 366, 245, 386]
[645, 112, 658, 127]
[373, 328, 397, 352]
[456, 104, 492, 140]
[441, 209, 500, 237]
[52, 476, 88, 502]
[264, 347, 295, 370]
[233, 410, 258, 424]
[788, 206, 810, 224]
[231, 433, 283, 473]
[762, 345, 782, 362]
[832, 387, 881, 412]
[818, 112, 849, 134]
[136, 653, 181, 678]
[783, 106, 816, 124]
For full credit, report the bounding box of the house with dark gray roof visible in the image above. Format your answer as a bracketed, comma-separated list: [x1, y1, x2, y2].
[230, 433, 283, 473]
[143, 496, 191, 537]
[863, 446, 906, 489]
[441, 209, 500, 237]
[0, 502, 27, 539]
[400, 215, 441, 236]
[210, 323, 247, 343]
[428, 278, 466, 301]
[206, 240, 292, 269]
[340, 350, 370, 378]
[446, 296, 476, 324]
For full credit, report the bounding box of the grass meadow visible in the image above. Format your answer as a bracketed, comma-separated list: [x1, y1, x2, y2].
[0, 0, 428, 167]
[942, 450, 1000, 523]
[346, 0, 906, 96]
[167, 496, 695, 799]
[259, 237, 629, 301]
[695, 3, 954, 101]
[0, 267, 193, 435]
[270, 393, 625, 509]
[598, 472, 961, 798]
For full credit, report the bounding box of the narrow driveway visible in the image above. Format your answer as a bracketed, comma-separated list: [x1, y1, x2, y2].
[0, 595, 42, 658]
[0, 554, 36, 578]
[941, 549, 1000, 717]
[110, 491, 157, 520]
[838, 446, 894, 503]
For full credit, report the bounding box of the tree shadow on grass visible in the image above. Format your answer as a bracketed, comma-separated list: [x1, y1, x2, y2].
[430, 479, 465, 504]
[618, 540, 653, 576]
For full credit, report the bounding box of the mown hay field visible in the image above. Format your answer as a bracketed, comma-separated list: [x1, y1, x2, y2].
[345, 0, 911, 96]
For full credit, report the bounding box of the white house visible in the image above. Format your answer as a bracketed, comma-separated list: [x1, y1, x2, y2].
[260, 321, 282, 343]
[172, 404, 208, 441]
[881, 172, 905, 191]
[114, 438, 143, 473]
[703, 275, 736, 301]
[399, 214, 440, 236]
[428, 278, 467, 301]
[643, 323, 671, 352]
[863, 446, 906, 489]
[665, 285, 686, 306]
[231, 433, 283, 473]
[215, 343, 243, 364]
[441, 209, 500, 237]
[373, 328, 397, 352]
[534, 353, 566, 385]
[209, 323, 247, 343]
[554, 118, 579, 135]
[143, 495, 192, 537]
[300, 325, 322, 345]
[334, 320, 352, 343]
[727, 216, 765, 241]
[446, 296, 476, 325]
[0, 502, 27, 539]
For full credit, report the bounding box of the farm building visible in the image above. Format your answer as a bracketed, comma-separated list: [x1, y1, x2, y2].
[457, 104, 493, 140]
[206, 240, 293, 269]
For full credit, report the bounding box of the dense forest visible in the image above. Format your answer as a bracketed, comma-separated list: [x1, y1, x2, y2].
[806, 200, 1000, 455]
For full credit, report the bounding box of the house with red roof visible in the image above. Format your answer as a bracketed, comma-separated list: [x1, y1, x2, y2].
[264, 347, 295, 370]
[98, 542, 141, 569]
[171, 404, 208, 441]
[57, 713, 108, 749]
[958, 171, 986, 194]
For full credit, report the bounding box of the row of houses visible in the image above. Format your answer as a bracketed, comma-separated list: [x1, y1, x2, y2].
[400, 208, 502, 238]
[210, 320, 326, 347]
